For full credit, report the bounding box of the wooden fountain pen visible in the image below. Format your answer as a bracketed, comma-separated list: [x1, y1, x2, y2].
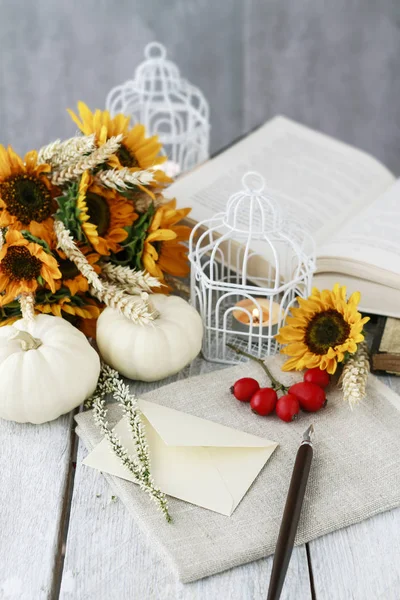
[267, 424, 315, 600]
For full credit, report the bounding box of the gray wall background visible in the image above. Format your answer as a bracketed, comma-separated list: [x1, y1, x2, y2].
[1, 0, 400, 172]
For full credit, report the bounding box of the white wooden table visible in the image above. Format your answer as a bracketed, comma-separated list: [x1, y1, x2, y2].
[1, 357, 400, 600]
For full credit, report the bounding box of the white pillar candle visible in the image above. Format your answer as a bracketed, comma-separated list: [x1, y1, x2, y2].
[232, 298, 281, 336]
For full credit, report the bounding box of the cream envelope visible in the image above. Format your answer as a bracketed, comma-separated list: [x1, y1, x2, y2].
[83, 399, 278, 516]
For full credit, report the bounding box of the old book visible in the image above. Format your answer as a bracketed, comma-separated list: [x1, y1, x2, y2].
[166, 115, 400, 318]
[371, 317, 400, 375]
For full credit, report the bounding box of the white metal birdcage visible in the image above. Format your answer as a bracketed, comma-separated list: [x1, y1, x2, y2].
[189, 172, 316, 364]
[106, 41, 210, 174]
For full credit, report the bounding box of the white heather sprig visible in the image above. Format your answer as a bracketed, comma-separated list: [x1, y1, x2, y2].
[101, 263, 162, 294]
[53, 220, 103, 292]
[38, 134, 96, 166]
[339, 341, 370, 409]
[96, 167, 155, 191]
[90, 282, 157, 324]
[90, 363, 171, 522]
[19, 293, 35, 321]
[51, 135, 124, 185]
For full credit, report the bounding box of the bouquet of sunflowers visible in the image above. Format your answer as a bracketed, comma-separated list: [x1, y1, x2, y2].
[0, 102, 191, 335]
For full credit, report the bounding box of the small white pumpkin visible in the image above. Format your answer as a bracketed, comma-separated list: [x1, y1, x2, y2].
[96, 294, 203, 382]
[0, 314, 101, 424]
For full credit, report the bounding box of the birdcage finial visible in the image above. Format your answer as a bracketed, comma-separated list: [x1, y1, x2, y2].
[241, 171, 265, 194]
[223, 172, 281, 235]
[144, 41, 167, 60]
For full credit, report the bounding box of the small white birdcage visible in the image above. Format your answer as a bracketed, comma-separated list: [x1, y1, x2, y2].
[189, 172, 316, 364]
[106, 41, 210, 174]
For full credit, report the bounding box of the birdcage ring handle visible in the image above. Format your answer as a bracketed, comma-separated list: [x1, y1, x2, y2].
[241, 171, 265, 194]
[144, 42, 167, 60]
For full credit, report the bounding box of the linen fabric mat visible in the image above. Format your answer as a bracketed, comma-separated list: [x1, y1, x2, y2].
[75, 356, 400, 583]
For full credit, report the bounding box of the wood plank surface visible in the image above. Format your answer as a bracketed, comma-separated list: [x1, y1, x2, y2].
[307, 375, 400, 600]
[0, 413, 74, 599]
[308, 507, 400, 600]
[59, 357, 312, 600]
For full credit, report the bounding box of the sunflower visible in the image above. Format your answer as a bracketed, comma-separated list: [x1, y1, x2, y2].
[0, 145, 57, 243]
[275, 284, 369, 374]
[36, 296, 101, 319]
[36, 296, 102, 338]
[77, 171, 137, 255]
[142, 198, 191, 283]
[75, 315, 98, 339]
[56, 246, 101, 295]
[0, 229, 61, 305]
[67, 102, 170, 188]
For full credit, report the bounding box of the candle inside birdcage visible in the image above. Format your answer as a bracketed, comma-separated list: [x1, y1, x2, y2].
[189, 172, 316, 365]
[231, 299, 282, 336]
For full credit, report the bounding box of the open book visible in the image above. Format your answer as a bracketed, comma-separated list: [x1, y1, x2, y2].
[165, 116, 400, 318]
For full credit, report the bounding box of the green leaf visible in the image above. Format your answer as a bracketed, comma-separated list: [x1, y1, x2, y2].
[35, 287, 72, 305]
[20, 231, 52, 253]
[54, 182, 86, 243]
[0, 300, 22, 320]
[342, 351, 352, 364]
[111, 202, 155, 269]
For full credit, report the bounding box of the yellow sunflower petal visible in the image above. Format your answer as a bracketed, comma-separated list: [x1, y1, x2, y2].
[275, 326, 305, 342]
[281, 356, 305, 371]
[348, 291, 361, 306]
[66, 107, 85, 132]
[326, 358, 338, 374]
[149, 208, 163, 232]
[302, 353, 325, 369]
[285, 315, 309, 327]
[297, 297, 319, 314]
[146, 229, 177, 243]
[281, 342, 308, 356]
[143, 252, 163, 280]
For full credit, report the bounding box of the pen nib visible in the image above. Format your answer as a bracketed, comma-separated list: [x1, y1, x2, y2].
[303, 424, 315, 443]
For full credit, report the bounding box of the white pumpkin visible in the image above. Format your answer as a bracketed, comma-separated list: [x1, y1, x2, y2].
[96, 294, 203, 382]
[0, 315, 101, 424]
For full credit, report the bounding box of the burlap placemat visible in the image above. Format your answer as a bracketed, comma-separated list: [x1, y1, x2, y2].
[75, 356, 400, 583]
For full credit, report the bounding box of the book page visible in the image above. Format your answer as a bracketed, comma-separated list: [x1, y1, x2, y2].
[317, 179, 400, 288]
[166, 116, 395, 245]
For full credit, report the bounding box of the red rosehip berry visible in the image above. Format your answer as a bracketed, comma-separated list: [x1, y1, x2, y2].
[275, 394, 300, 422]
[250, 388, 278, 416]
[289, 381, 326, 412]
[230, 377, 260, 402]
[304, 368, 330, 389]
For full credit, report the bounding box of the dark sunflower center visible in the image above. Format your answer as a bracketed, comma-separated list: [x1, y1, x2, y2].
[116, 144, 139, 168]
[305, 309, 350, 355]
[0, 174, 53, 224]
[57, 257, 80, 280]
[1, 246, 42, 281]
[85, 192, 110, 236]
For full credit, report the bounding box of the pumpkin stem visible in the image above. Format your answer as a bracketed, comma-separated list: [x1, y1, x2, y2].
[10, 330, 43, 351]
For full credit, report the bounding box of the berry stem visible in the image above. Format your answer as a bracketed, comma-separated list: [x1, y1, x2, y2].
[227, 344, 288, 393]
